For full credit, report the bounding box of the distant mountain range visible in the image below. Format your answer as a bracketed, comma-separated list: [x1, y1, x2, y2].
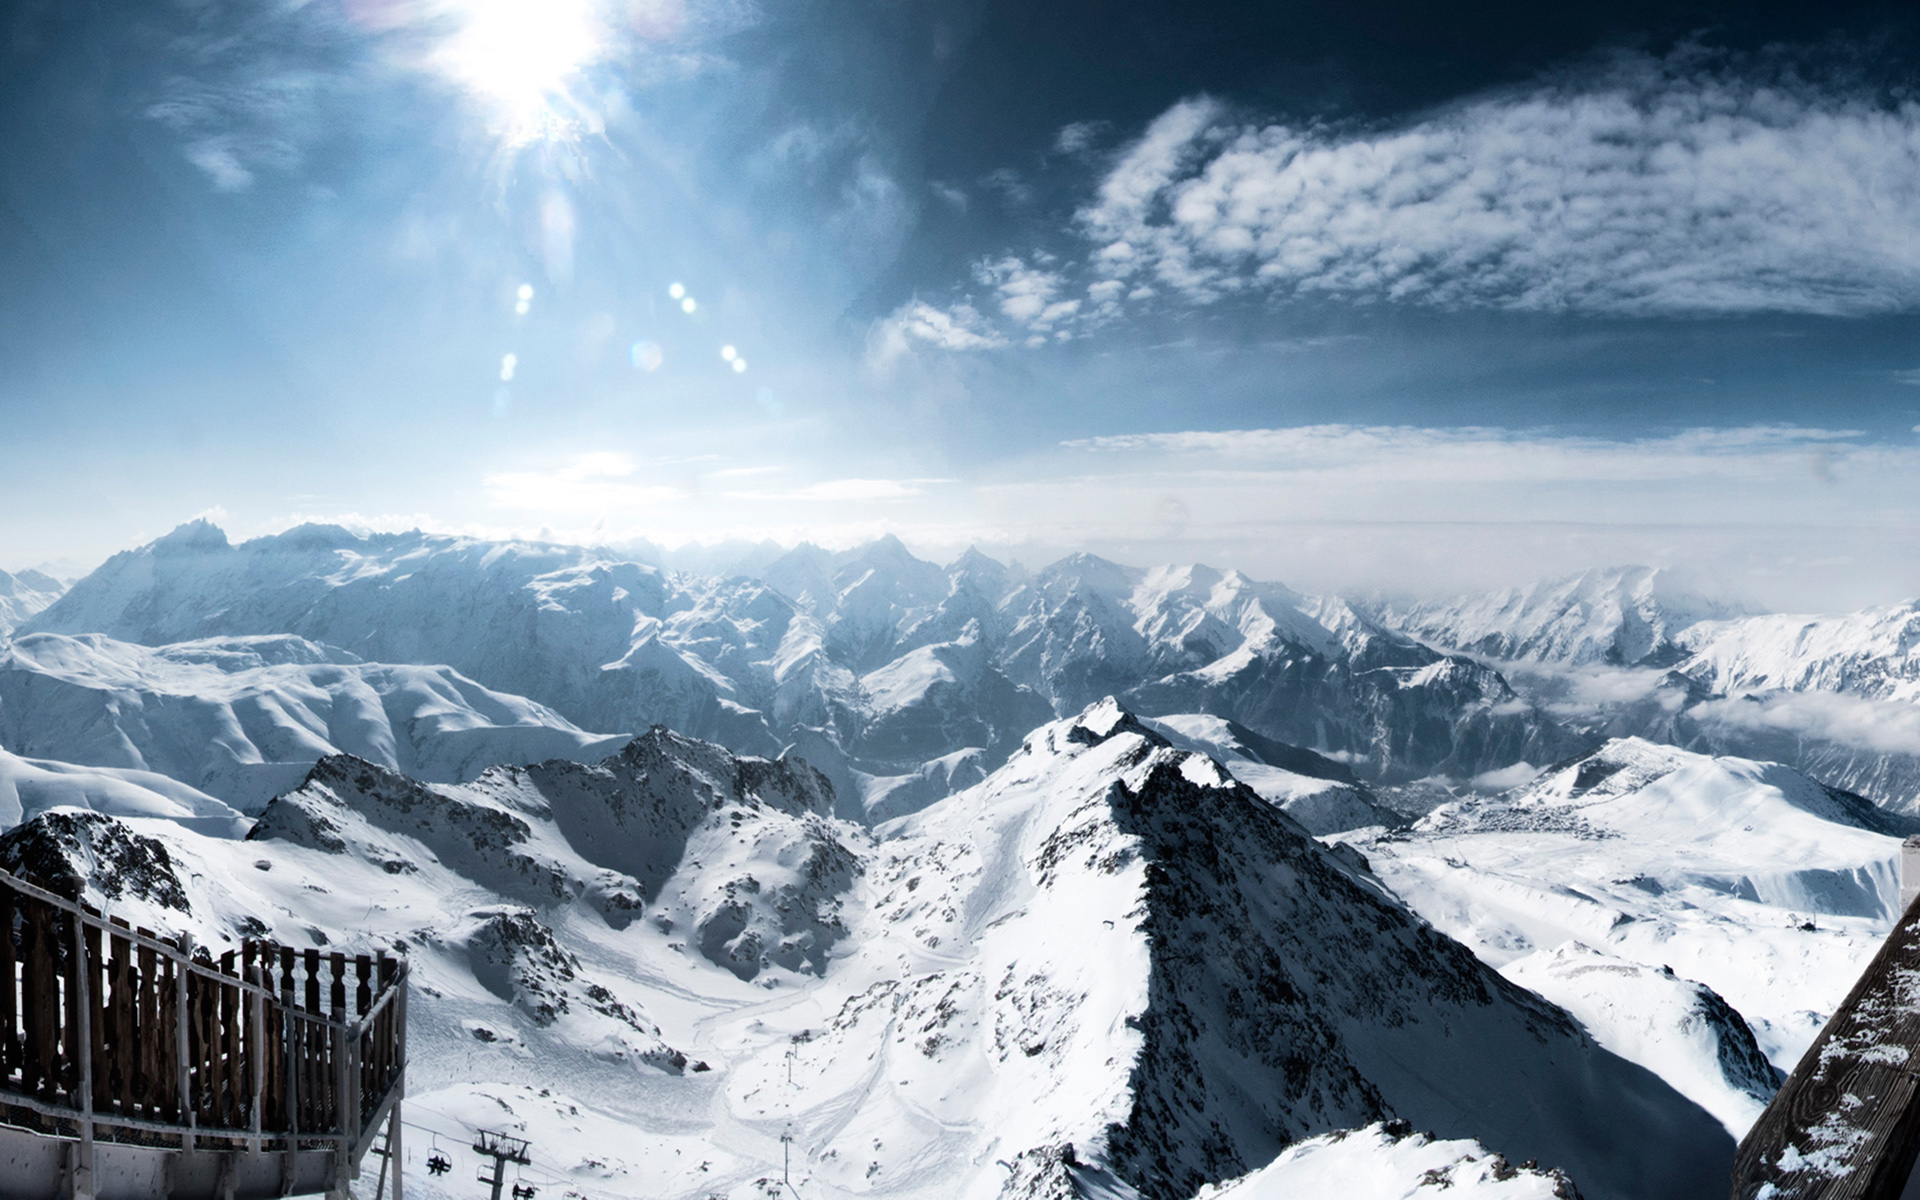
[14, 521, 1567, 820]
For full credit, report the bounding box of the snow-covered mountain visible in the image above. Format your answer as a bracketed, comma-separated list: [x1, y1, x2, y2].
[1339, 736, 1905, 1137]
[21, 522, 1572, 818]
[0, 702, 1730, 1200]
[0, 566, 65, 637]
[1363, 568, 1920, 811]
[1196, 1123, 1580, 1198]
[0, 632, 629, 812]
[1365, 565, 1747, 668]
[1673, 602, 1920, 700]
[1143, 712, 1401, 834]
[0, 747, 246, 834]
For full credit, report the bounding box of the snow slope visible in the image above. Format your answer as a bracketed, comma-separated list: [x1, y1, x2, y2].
[1144, 712, 1400, 834]
[0, 704, 1728, 1200]
[0, 567, 64, 637]
[1365, 568, 1920, 810]
[0, 632, 630, 812]
[1502, 941, 1781, 1137]
[1341, 737, 1902, 1105]
[0, 748, 246, 835]
[1196, 1123, 1579, 1199]
[1675, 602, 1920, 700]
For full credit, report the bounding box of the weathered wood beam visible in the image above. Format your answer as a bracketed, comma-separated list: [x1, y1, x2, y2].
[1734, 886, 1920, 1199]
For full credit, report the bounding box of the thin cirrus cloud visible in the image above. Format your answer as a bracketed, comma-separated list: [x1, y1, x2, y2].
[881, 51, 1920, 352]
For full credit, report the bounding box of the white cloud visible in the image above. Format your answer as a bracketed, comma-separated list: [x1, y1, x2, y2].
[865, 300, 1007, 369]
[1077, 57, 1920, 316]
[1060, 423, 1876, 484]
[1693, 690, 1920, 757]
[1053, 120, 1110, 155]
[787, 478, 931, 501]
[485, 453, 679, 512]
[976, 256, 1077, 327]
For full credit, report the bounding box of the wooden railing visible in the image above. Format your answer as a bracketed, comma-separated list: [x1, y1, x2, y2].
[0, 865, 406, 1166]
[1733, 882, 1920, 1199]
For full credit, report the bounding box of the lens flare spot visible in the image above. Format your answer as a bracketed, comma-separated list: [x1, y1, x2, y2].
[720, 345, 737, 361]
[732, 358, 747, 373]
[500, 352, 518, 382]
[680, 297, 697, 314]
[668, 282, 686, 299]
[517, 284, 535, 301]
[630, 341, 664, 371]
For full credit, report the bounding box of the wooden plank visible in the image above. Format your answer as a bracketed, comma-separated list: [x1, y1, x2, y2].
[136, 931, 158, 1113]
[22, 900, 52, 1100]
[1735, 893, 1920, 1198]
[153, 952, 174, 1121]
[0, 885, 17, 1083]
[330, 951, 348, 1021]
[84, 922, 106, 1111]
[60, 910, 82, 1104]
[303, 947, 320, 1015]
[106, 923, 130, 1114]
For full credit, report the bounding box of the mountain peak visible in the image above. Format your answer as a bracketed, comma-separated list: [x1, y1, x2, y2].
[150, 518, 231, 555]
[1065, 696, 1162, 748]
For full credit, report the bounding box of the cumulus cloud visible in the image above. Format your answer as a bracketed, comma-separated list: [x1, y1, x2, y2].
[1075, 56, 1920, 316]
[976, 257, 1080, 330]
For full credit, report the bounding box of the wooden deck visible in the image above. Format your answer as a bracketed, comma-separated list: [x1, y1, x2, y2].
[1733, 882, 1920, 1199]
[0, 865, 407, 1199]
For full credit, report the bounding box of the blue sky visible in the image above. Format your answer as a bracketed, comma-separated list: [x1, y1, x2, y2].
[7, 0, 1920, 606]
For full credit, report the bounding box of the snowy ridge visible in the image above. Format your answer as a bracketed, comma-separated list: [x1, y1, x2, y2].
[1343, 735, 1904, 1130]
[253, 728, 857, 979]
[1365, 567, 1920, 811]
[1503, 941, 1782, 1135]
[0, 566, 65, 638]
[716, 699, 1728, 1200]
[1368, 565, 1746, 668]
[0, 750, 246, 836]
[1143, 713, 1399, 834]
[0, 632, 630, 812]
[1196, 1123, 1578, 1199]
[1674, 602, 1920, 700]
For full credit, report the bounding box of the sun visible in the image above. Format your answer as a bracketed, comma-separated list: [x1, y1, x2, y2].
[437, 0, 603, 136]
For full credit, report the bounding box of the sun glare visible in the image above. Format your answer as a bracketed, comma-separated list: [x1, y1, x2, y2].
[439, 0, 603, 133]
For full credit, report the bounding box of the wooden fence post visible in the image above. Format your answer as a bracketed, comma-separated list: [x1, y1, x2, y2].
[248, 962, 264, 1155]
[176, 932, 194, 1154]
[70, 915, 95, 1200]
